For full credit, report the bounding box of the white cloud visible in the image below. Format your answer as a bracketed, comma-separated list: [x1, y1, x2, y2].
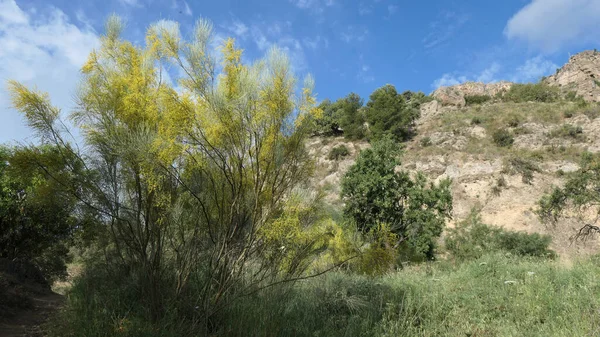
[505, 0, 600, 53]
[476, 63, 501, 83]
[0, 0, 27, 26]
[431, 56, 559, 89]
[358, 3, 372, 15]
[182, 1, 192, 16]
[431, 63, 500, 89]
[423, 11, 469, 51]
[119, 0, 141, 7]
[171, 0, 192, 16]
[221, 19, 308, 73]
[0, 0, 99, 143]
[511, 56, 558, 82]
[357, 54, 374, 83]
[223, 19, 249, 39]
[302, 35, 328, 50]
[341, 26, 369, 43]
[290, 0, 335, 13]
[388, 5, 398, 16]
[432, 74, 466, 89]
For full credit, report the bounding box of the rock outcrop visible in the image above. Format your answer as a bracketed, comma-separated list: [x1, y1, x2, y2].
[432, 81, 513, 107]
[543, 50, 600, 102]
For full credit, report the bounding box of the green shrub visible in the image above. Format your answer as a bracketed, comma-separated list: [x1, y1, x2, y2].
[565, 91, 578, 102]
[470, 116, 483, 125]
[583, 106, 600, 120]
[464, 95, 491, 106]
[504, 157, 540, 184]
[419, 136, 432, 147]
[549, 124, 584, 140]
[491, 176, 507, 196]
[513, 126, 530, 135]
[492, 129, 514, 147]
[563, 110, 574, 118]
[341, 136, 452, 261]
[364, 85, 420, 142]
[445, 211, 556, 261]
[506, 114, 521, 127]
[328, 145, 350, 160]
[502, 83, 560, 103]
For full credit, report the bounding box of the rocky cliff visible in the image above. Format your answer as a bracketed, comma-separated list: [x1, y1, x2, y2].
[432, 50, 600, 107]
[543, 50, 600, 102]
[432, 81, 513, 107]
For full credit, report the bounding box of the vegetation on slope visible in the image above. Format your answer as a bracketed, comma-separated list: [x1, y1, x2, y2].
[2, 14, 600, 337]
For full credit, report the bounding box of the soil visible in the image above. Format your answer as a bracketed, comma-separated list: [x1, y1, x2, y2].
[0, 292, 63, 337]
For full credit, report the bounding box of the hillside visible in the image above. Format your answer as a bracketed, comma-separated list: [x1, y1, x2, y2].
[309, 50, 600, 260]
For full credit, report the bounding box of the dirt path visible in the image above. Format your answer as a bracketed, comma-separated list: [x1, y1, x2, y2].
[0, 292, 63, 337]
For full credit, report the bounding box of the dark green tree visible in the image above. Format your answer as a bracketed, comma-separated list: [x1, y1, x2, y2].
[313, 99, 341, 135]
[340, 136, 453, 259]
[364, 84, 420, 141]
[538, 153, 600, 238]
[337, 93, 366, 139]
[0, 145, 83, 281]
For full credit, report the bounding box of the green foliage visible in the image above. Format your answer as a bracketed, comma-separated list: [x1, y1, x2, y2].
[506, 113, 521, 127]
[563, 91, 586, 107]
[464, 94, 491, 106]
[0, 145, 82, 282]
[492, 129, 514, 147]
[563, 109, 574, 118]
[50, 254, 600, 336]
[313, 99, 342, 135]
[445, 212, 556, 261]
[491, 176, 507, 196]
[336, 93, 366, 140]
[401, 90, 434, 109]
[470, 116, 483, 125]
[538, 153, 600, 238]
[9, 17, 330, 328]
[583, 106, 600, 119]
[419, 136, 432, 147]
[364, 84, 420, 142]
[549, 124, 584, 140]
[341, 136, 452, 260]
[502, 83, 560, 103]
[503, 157, 541, 184]
[328, 145, 350, 160]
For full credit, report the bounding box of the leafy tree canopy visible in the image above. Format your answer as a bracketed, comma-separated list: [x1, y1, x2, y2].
[364, 84, 420, 142]
[340, 136, 452, 260]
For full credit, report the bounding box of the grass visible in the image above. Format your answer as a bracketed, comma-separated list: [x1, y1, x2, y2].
[406, 101, 595, 164]
[46, 253, 600, 337]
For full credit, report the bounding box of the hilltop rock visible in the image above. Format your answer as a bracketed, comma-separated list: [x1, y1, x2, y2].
[432, 81, 513, 107]
[544, 50, 600, 102]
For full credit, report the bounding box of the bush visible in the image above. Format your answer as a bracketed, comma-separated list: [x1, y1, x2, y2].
[470, 116, 483, 125]
[563, 110, 574, 118]
[364, 84, 419, 142]
[420, 136, 432, 147]
[502, 83, 560, 103]
[491, 176, 507, 196]
[492, 129, 514, 147]
[445, 212, 556, 261]
[549, 124, 584, 140]
[506, 114, 521, 127]
[464, 95, 491, 106]
[328, 145, 350, 160]
[583, 106, 600, 120]
[504, 157, 541, 184]
[341, 136, 452, 262]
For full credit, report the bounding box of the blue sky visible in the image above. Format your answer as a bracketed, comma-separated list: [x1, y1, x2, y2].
[1, 0, 600, 144]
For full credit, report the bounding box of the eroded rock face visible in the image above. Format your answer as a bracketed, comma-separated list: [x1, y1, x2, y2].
[544, 50, 600, 102]
[432, 81, 513, 107]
